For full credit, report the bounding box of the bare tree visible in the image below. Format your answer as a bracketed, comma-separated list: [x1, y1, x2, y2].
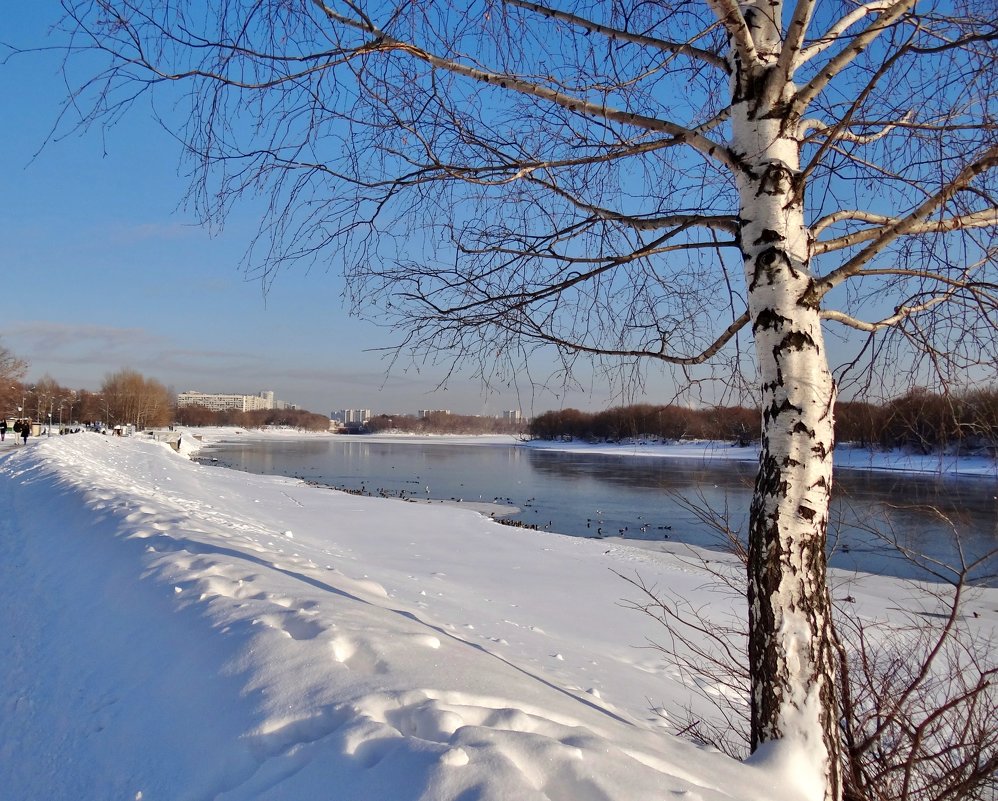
[835, 560, 998, 801]
[0, 343, 28, 417]
[40, 2, 998, 798]
[100, 368, 173, 428]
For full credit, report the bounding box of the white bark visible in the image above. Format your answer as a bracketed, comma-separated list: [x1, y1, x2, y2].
[728, 4, 842, 799]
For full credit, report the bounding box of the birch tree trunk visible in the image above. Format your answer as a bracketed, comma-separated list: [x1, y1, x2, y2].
[730, 6, 841, 799]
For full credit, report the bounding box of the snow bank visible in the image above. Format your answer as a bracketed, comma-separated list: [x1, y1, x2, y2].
[2, 434, 994, 800]
[521, 438, 998, 478]
[0, 434, 772, 800]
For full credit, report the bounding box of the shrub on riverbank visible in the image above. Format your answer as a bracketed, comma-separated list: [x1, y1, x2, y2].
[528, 404, 759, 444]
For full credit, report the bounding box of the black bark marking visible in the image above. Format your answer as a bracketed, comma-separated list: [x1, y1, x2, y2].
[799, 279, 821, 310]
[757, 161, 795, 197]
[774, 330, 817, 357]
[753, 308, 793, 333]
[754, 228, 783, 245]
[798, 504, 816, 521]
[748, 247, 792, 289]
[792, 420, 815, 437]
[764, 397, 802, 423]
[811, 475, 829, 490]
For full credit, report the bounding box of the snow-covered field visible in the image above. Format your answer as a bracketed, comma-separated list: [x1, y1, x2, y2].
[1, 431, 995, 800]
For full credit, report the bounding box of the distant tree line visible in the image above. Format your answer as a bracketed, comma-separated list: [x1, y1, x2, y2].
[529, 388, 998, 452]
[174, 404, 331, 431]
[2, 357, 330, 431]
[365, 412, 526, 436]
[2, 372, 167, 429]
[836, 387, 998, 453]
[4, 336, 994, 450]
[0, 342, 27, 405]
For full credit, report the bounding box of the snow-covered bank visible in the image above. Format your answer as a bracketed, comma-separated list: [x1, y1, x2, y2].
[520, 438, 998, 478]
[2, 434, 994, 800]
[180, 426, 522, 451]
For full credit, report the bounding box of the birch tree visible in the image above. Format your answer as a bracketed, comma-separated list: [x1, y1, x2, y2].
[49, 2, 998, 799]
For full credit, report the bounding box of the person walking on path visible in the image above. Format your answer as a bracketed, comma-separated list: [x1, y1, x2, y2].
[0, 419, 6, 441]
[20, 420, 29, 446]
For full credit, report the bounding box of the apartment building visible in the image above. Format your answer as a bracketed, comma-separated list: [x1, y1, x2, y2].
[176, 390, 288, 413]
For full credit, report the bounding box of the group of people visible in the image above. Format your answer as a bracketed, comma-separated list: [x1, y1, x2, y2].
[0, 419, 32, 445]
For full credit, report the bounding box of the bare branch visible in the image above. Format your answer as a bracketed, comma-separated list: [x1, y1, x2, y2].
[505, 0, 729, 71]
[821, 296, 951, 332]
[813, 209, 998, 256]
[800, 112, 913, 146]
[797, 0, 899, 64]
[775, 0, 817, 80]
[525, 174, 740, 234]
[809, 147, 998, 299]
[703, 0, 757, 67]
[311, 0, 736, 168]
[502, 309, 751, 366]
[793, 0, 918, 113]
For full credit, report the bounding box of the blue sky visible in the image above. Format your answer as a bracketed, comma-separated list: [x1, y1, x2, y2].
[1, 6, 640, 417]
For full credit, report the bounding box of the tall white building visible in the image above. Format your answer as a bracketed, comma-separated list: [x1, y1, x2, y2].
[334, 409, 371, 424]
[177, 390, 287, 412]
[417, 409, 451, 418]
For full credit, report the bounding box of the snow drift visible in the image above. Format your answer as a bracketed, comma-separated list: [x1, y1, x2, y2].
[1, 433, 993, 800]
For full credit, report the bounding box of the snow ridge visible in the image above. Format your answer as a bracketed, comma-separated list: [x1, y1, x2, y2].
[1, 433, 782, 801]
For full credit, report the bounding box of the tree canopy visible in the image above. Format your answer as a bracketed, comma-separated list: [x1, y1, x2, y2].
[51, 0, 998, 397]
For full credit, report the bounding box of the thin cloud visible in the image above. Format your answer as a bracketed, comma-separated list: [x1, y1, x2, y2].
[103, 221, 201, 245]
[5, 321, 163, 355]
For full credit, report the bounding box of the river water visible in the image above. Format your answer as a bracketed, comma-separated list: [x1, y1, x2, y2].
[200, 437, 998, 584]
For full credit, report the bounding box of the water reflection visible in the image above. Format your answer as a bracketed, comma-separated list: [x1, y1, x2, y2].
[202, 439, 997, 584]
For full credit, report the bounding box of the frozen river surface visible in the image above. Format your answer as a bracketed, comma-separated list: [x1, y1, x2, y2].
[202, 437, 998, 583]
